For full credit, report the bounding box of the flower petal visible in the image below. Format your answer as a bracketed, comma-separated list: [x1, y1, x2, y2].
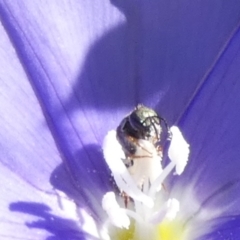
[0, 17, 87, 238]
[178, 25, 240, 215]
[201, 216, 240, 239]
[0, 0, 122, 211]
[111, 1, 240, 122]
[0, 18, 61, 191]
[2, 1, 240, 239]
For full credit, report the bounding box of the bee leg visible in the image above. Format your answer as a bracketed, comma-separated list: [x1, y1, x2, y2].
[121, 191, 130, 208]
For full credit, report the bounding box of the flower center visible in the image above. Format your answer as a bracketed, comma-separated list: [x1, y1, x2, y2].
[104, 218, 188, 240]
[158, 219, 187, 240]
[101, 126, 190, 240]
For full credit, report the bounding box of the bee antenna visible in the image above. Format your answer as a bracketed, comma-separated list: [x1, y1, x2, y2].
[159, 117, 172, 141]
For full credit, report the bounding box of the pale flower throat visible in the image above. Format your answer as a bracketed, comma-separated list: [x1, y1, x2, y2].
[101, 126, 190, 240]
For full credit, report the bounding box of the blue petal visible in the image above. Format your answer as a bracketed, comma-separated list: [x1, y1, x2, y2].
[178, 24, 240, 215]
[1, 1, 240, 239]
[0, 13, 76, 239]
[110, 0, 240, 123]
[201, 216, 240, 239]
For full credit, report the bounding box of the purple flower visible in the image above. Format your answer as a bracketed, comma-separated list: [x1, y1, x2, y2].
[1, 1, 240, 239]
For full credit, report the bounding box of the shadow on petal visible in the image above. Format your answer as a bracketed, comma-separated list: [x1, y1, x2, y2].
[9, 202, 98, 240]
[64, 0, 240, 125]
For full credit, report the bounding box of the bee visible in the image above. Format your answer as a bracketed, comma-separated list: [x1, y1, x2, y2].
[116, 104, 171, 206]
[116, 104, 171, 168]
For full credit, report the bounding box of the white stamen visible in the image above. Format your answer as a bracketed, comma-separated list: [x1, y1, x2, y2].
[102, 192, 130, 229]
[165, 198, 180, 220]
[103, 130, 154, 208]
[168, 126, 190, 175]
